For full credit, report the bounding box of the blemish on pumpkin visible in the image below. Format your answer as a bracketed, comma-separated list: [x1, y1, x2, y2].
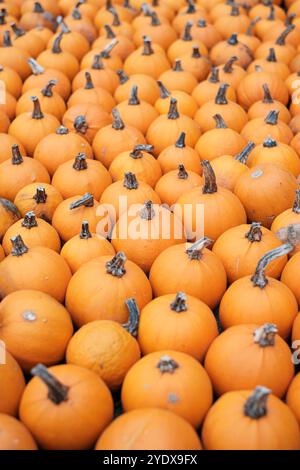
[168, 393, 178, 404]
[251, 169, 263, 178]
[22, 310, 37, 322]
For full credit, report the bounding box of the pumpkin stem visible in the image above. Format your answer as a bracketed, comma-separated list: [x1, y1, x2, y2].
[56, 125, 69, 135]
[101, 38, 118, 59]
[230, 4, 239, 16]
[104, 24, 116, 39]
[2, 30, 12, 47]
[28, 58, 45, 75]
[227, 32, 238, 45]
[92, 54, 104, 70]
[31, 364, 69, 405]
[123, 298, 139, 337]
[22, 211, 38, 229]
[70, 193, 94, 209]
[168, 98, 180, 120]
[123, 172, 138, 189]
[52, 32, 63, 54]
[263, 135, 277, 148]
[142, 36, 154, 55]
[246, 16, 260, 36]
[191, 46, 201, 58]
[276, 24, 295, 45]
[178, 164, 188, 180]
[71, 5, 81, 19]
[262, 83, 273, 103]
[186, 237, 213, 260]
[84, 71, 94, 89]
[11, 23, 25, 38]
[31, 96, 44, 119]
[253, 323, 278, 347]
[208, 67, 219, 83]
[264, 110, 279, 125]
[202, 160, 218, 194]
[245, 222, 263, 242]
[140, 200, 155, 220]
[251, 241, 295, 288]
[175, 132, 186, 148]
[111, 108, 125, 130]
[57, 16, 70, 34]
[10, 235, 29, 256]
[41, 79, 57, 97]
[150, 11, 160, 26]
[11, 144, 23, 165]
[173, 59, 183, 72]
[116, 69, 129, 84]
[130, 144, 153, 158]
[213, 113, 227, 129]
[267, 4, 275, 20]
[286, 13, 296, 26]
[244, 386, 271, 419]
[170, 292, 188, 312]
[79, 220, 92, 239]
[186, 0, 196, 14]
[140, 3, 152, 16]
[74, 115, 88, 135]
[34, 2, 44, 13]
[128, 85, 140, 105]
[73, 153, 88, 171]
[111, 9, 121, 27]
[157, 80, 170, 99]
[33, 187, 47, 204]
[157, 355, 179, 374]
[293, 190, 300, 215]
[198, 19, 206, 28]
[106, 251, 126, 277]
[0, 9, 6, 26]
[215, 83, 229, 105]
[266, 47, 277, 62]
[223, 55, 238, 73]
[235, 141, 255, 164]
[182, 20, 193, 41]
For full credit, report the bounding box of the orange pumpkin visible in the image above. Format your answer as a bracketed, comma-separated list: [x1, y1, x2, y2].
[67, 71, 115, 112]
[155, 165, 202, 207]
[247, 48, 290, 80]
[155, 80, 198, 118]
[192, 67, 236, 106]
[237, 71, 289, 110]
[0, 31, 31, 79]
[178, 46, 211, 81]
[216, 55, 247, 89]
[10, 23, 45, 58]
[167, 21, 208, 63]
[254, 25, 297, 65]
[247, 83, 291, 123]
[190, 19, 222, 50]
[0, 65, 23, 99]
[92, 24, 134, 61]
[62, 103, 112, 143]
[133, 11, 177, 50]
[0, 198, 20, 240]
[72, 54, 119, 94]
[124, 36, 170, 79]
[158, 59, 198, 94]
[210, 32, 253, 68]
[14, 183, 63, 222]
[114, 70, 160, 105]
[286, 373, 300, 425]
[241, 110, 293, 145]
[37, 32, 79, 80]
[0, 350, 25, 416]
[48, 19, 90, 61]
[157, 132, 201, 175]
[0, 414, 37, 450]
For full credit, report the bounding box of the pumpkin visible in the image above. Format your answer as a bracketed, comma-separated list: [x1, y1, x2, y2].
[65, 251, 152, 326]
[21, 0, 61, 17]
[34, 126, 93, 176]
[202, 386, 300, 450]
[52, 152, 112, 200]
[250, 1, 286, 21]
[32, 24, 54, 43]
[14, 183, 63, 222]
[155, 81, 198, 118]
[111, 200, 185, 273]
[22, 58, 71, 100]
[97, 8, 133, 40]
[192, 67, 236, 106]
[9, 96, 60, 156]
[94, 1, 133, 29]
[247, 137, 300, 176]
[60, 220, 115, 273]
[175, 160, 247, 241]
[48, 19, 90, 61]
[210, 33, 253, 68]
[52, 193, 107, 242]
[214, 4, 251, 39]
[92, 24, 135, 61]
[212, 222, 288, 284]
[254, 25, 297, 65]
[0, 350, 25, 416]
[19, 1, 56, 31]
[149, 238, 227, 309]
[133, 11, 177, 50]
[138, 292, 218, 361]
[114, 70, 160, 105]
[237, 72, 289, 111]
[195, 113, 247, 161]
[95, 408, 202, 450]
[0, 289, 73, 371]
[109, 143, 162, 187]
[115, 85, 159, 135]
[195, 84, 248, 132]
[155, 165, 202, 207]
[190, 19, 222, 50]
[247, 84, 291, 123]
[2, 211, 61, 254]
[216, 55, 247, 89]
[172, 1, 208, 34]
[0, 65, 23, 99]
[124, 36, 170, 79]
[271, 190, 300, 252]
[0, 134, 26, 164]
[63, 4, 97, 43]
[210, 1, 247, 22]
[281, 251, 300, 305]
[237, 17, 261, 52]
[167, 21, 208, 63]
[159, 59, 198, 94]
[19, 364, 113, 450]
[241, 110, 293, 145]
[0, 198, 20, 240]
[16, 80, 66, 121]
[0, 31, 31, 79]
[0, 144, 50, 201]
[62, 103, 112, 143]
[146, 98, 201, 156]
[67, 71, 115, 112]
[247, 48, 291, 80]
[219, 234, 299, 338]
[0, 414, 37, 450]
[205, 323, 294, 397]
[178, 46, 211, 81]
[157, 132, 201, 175]
[10, 23, 45, 58]
[72, 54, 119, 94]
[80, 39, 123, 72]
[92, 109, 146, 168]
[121, 350, 212, 428]
[234, 163, 298, 228]
[66, 298, 140, 389]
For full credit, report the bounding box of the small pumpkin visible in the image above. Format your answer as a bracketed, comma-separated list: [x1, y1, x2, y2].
[178, 46, 211, 81]
[210, 32, 253, 69]
[157, 132, 201, 175]
[60, 220, 115, 273]
[247, 83, 291, 123]
[250, 1, 286, 21]
[0, 350, 25, 416]
[158, 59, 198, 94]
[10, 22, 45, 58]
[0, 414, 37, 450]
[216, 55, 247, 89]
[14, 183, 63, 222]
[124, 36, 170, 79]
[48, 18, 90, 60]
[97, 8, 133, 40]
[2, 211, 61, 254]
[19, 364, 113, 450]
[0, 30, 31, 79]
[192, 67, 236, 106]
[72, 54, 119, 94]
[133, 11, 177, 50]
[155, 80, 198, 118]
[80, 38, 123, 72]
[92, 24, 135, 61]
[0, 289, 73, 371]
[237, 17, 261, 52]
[172, 1, 208, 34]
[214, 4, 251, 39]
[0, 198, 20, 240]
[241, 110, 293, 145]
[155, 164, 202, 207]
[248, 48, 290, 80]
[67, 71, 115, 112]
[237, 72, 289, 110]
[0, 234, 71, 302]
[0, 64, 23, 99]
[94, 0, 133, 29]
[190, 19, 222, 50]
[63, 4, 97, 43]
[286, 373, 300, 425]
[66, 298, 141, 389]
[254, 24, 297, 65]
[0, 134, 26, 163]
[19, 1, 56, 31]
[167, 21, 208, 63]
[62, 103, 112, 143]
[114, 69, 160, 105]
[65, 251, 153, 326]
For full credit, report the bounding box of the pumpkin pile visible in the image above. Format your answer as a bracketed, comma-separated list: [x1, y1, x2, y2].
[2, 0, 300, 452]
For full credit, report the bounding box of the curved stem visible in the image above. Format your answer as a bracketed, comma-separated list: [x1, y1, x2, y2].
[128, 85, 140, 105]
[142, 36, 154, 55]
[223, 56, 238, 73]
[263, 135, 277, 148]
[178, 164, 188, 180]
[170, 292, 187, 312]
[74, 115, 88, 134]
[11, 144, 23, 165]
[244, 386, 271, 419]
[140, 200, 155, 220]
[130, 144, 153, 158]
[106, 251, 126, 277]
[186, 237, 213, 260]
[79, 220, 92, 239]
[41, 80, 57, 97]
[251, 243, 294, 288]
[28, 58, 45, 75]
[123, 172, 138, 189]
[215, 84, 229, 105]
[116, 69, 128, 84]
[265, 110, 279, 125]
[253, 323, 278, 347]
[22, 211, 38, 229]
[70, 193, 94, 209]
[202, 160, 218, 194]
[52, 32, 63, 54]
[11, 235, 28, 256]
[168, 98, 179, 120]
[157, 81, 170, 99]
[33, 187, 47, 203]
[286, 13, 296, 26]
[31, 364, 69, 405]
[73, 153, 87, 171]
[100, 38, 118, 59]
[293, 190, 300, 214]
[157, 355, 179, 374]
[235, 141, 255, 164]
[266, 47, 276, 62]
[267, 5, 275, 21]
[262, 83, 273, 103]
[104, 24, 115, 39]
[112, 108, 125, 130]
[245, 222, 262, 242]
[84, 71, 94, 89]
[246, 16, 260, 36]
[276, 25, 295, 45]
[213, 113, 227, 129]
[11, 23, 25, 38]
[111, 9, 121, 27]
[31, 96, 44, 119]
[123, 298, 139, 337]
